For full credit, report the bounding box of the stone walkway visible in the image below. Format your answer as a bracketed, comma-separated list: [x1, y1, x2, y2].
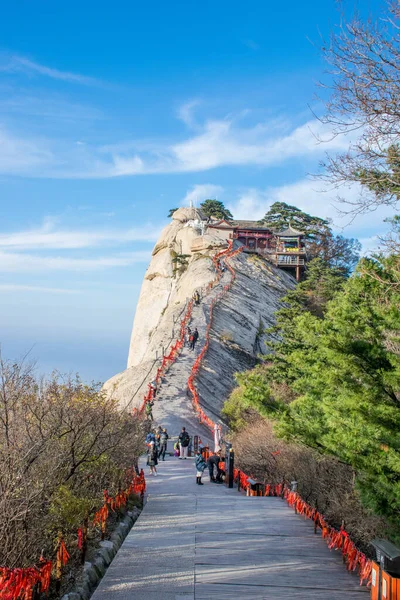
[91, 457, 369, 600]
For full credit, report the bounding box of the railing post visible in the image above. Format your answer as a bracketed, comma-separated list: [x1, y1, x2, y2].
[225, 442, 234, 488]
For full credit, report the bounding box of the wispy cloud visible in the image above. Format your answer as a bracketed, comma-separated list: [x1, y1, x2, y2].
[242, 39, 260, 51]
[177, 100, 201, 128]
[182, 184, 223, 207]
[0, 219, 161, 250]
[0, 106, 351, 178]
[0, 250, 151, 272]
[0, 284, 82, 294]
[0, 53, 97, 85]
[0, 127, 53, 174]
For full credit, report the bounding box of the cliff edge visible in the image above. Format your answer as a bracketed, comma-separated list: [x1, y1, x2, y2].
[103, 208, 295, 421]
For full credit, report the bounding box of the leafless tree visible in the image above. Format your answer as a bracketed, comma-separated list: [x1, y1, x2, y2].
[317, 2, 400, 215]
[0, 355, 144, 567]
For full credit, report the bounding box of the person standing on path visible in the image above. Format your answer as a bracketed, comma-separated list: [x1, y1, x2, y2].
[190, 328, 199, 351]
[145, 400, 154, 421]
[195, 450, 207, 485]
[147, 441, 158, 476]
[178, 427, 190, 459]
[159, 428, 169, 461]
[208, 451, 224, 483]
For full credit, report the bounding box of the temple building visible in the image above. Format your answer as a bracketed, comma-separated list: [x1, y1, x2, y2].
[207, 219, 306, 281]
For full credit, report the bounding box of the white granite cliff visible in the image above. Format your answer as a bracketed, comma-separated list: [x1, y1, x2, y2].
[103, 207, 295, 421]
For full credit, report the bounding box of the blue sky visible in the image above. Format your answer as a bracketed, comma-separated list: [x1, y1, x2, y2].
[0, 0, 391, 382]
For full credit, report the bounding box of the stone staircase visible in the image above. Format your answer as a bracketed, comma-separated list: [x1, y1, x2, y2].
[151, 266, 231, 446]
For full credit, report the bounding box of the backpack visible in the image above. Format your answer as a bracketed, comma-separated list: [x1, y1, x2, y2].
[145, 403, 152, 414]
[181, 432, 190, 447]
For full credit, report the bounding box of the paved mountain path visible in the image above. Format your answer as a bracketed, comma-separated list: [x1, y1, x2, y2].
[91, 457, 369, 600]
[91, 254, 369, 599]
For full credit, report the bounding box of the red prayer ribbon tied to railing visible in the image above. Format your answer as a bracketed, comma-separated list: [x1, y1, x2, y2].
[0, 559, 52, 600]
[138, 300, 194, 416]
[93, 469, 146, 529]
[187, 242, 243, 431]
[0, 470, 147, 600]
[283, 489, 373, 586]
[229, 471, 373, 588]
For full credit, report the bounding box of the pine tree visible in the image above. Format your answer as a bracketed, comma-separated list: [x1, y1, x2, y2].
[200, 199, 233, 220]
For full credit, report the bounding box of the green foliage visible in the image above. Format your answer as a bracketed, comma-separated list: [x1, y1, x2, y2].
[171, 253, 190, 276]
[356, 145, 400, 203]
[200, 199, 233, 220]
[224, 255, 400, 526]
[48, 486, 94, 532]
[260, 202, 329, 237]
[168, 208, 178, 218]
[260, 202, 360, 275]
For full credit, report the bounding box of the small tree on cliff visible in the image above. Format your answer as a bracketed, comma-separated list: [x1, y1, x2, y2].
[168, 208, 178, 218]
[200, 199, 233, 220]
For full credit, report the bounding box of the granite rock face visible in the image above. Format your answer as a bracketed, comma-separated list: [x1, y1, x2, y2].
[103, 208, 295, 417]
[197, 250, 295, 418]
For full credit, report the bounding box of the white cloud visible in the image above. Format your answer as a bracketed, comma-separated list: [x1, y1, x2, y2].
[0, 220, 161, 250]
[182, 184, 223, 207]
[177, 100, 201, 128]
[0, 110, 352, 178]
[0, 284, 81, 294]
[0, 251, 151, 272]
[0, 54, 96, 85]
[0, 128, 53, 174]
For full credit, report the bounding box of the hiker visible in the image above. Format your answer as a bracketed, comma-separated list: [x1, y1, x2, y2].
[147, 441, 158, 476]
[190, 328, 199, 351]
[195, 450, 207, 485]
[194, 291, 200, 305]
[173, 441, 180, 457]
[155, 430, 161, 456]
[178, 427, 190, 459]
[146, 431, 155, 444]
[145, 400, 154, 421]
[186, 326, 192, 347]
[150, 380, 157, 398]
[159, 428, 169, 461]
[208, 451, 223, 483]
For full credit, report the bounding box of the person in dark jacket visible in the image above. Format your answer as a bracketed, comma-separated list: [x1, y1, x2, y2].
[208, 452, 223, 483]
[159, 428, 169, 461]
[190, 328, 199, 351]
[147, 441, 158, 476]
[178, 427, 190, 459]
